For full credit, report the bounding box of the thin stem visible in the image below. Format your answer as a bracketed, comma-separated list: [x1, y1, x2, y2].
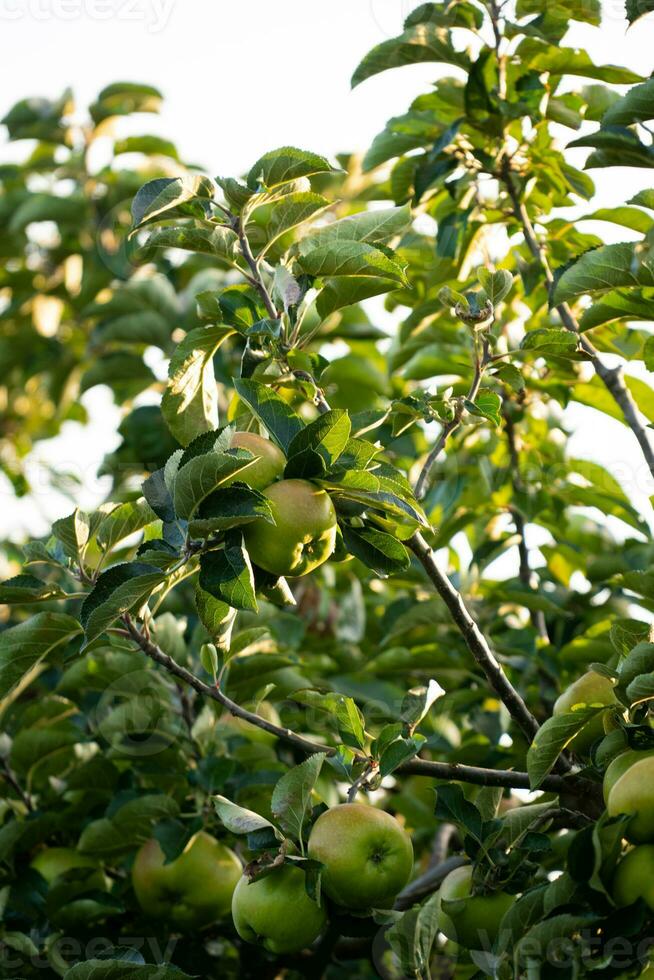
[0, 758, 33, 812]
[235, 215, 279, 321]
[415, 335, 490, 499]
[407, 531, 544, 747]
[121, 613, 578, 792]
[503, 410, 549, 641]
[291, 370, 331, 415]
[500, 159, 654, 483]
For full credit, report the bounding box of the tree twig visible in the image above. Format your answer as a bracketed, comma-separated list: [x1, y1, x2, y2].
[415, 335, 490, 500]
[407, 532, 543, 746]
[0, 758, 33, 812]
[503, 409, 549, 641]
[121, 613, 579, 792]
[500, 159, 654, 483]
[234, 215, 279, 321]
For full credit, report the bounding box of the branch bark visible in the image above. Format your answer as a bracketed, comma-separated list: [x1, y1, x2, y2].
[407, 531, 544, 746]
[121, 613, 576, 792]
[500, 161, 654, 482]
[415, 335, 490, 500]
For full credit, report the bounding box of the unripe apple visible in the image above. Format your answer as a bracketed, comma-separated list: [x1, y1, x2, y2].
[613, 844, 654, 909]
[437, 865, 515, 950]
[231, 863, 326, 953]
[307, 803, 413, 910]
[553, 671, 617, 755]
[603, 749, 654, 804]
[132, 831, 242, 930]
[607, 756, 654, 842]
[244, 478, 337, 577]
[226, 431, 285, 490]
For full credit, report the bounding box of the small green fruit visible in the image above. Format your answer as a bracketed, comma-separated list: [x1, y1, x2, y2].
[437, 865, 515, 951]
[613, 844, 654, 909]
[244, 479, 337, 577]
[227, 432, 286, 490]
[607, 757, 654, 842]
[231, 864, 326, 953]
[553, 671, 617, 755]
[132, 831, 242, 930]
[307, 803, 413, 910]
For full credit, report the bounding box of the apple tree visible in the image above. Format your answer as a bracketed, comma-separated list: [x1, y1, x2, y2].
[4, 1, 654, 978]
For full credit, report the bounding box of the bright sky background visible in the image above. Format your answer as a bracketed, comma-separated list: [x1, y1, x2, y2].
[2, 0, 654, 550]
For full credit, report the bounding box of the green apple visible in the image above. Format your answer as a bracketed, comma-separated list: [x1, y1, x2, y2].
[607, 756, 654, 842]
[231, 863, 327, 953]
[244, 478, 337, 577]
[226, 431, 286, 490]
[31, 847, 102, 885]
[132, 831, 242, 930]
[553, 671, 617, 755]
[613, 844, 654, 909]
[437, 865, 515, 950]
[31, 847, 108, 929]
[603, 749, 654, 804]
[307, 803, 413, 910]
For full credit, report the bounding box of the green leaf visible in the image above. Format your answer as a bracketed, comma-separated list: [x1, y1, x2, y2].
[291, 690, 366, 748]
[466, 390, 502, 426]
[80, 563, 165, 644]
[161, 325, 234, 446]
[95, 499, 157, 553]
[64, 962, 192, 980]
[262, 191, 330, 253]
[316, 276, 398, 318]
[435, 784, 483, 842]
[214, 795, 282, 837]
[626, 671, 654, 705]
[351, 23, 470, 88]
[199, 533, 257, 612]
[517, 40, 641, 83]
[379, 734, 425, 776]
[303, 205, 412, 247]
[78, 794, 179, 858]
[626, 0, 654, 23]
[297, 239, 407, 283]
[144, 223, 238, 260]
[52, 508, 90, 562]
[478, 268, 513, 304]
[0, 573, 66, 605]
[0, 612, 82, 700]
[521, 328, 578, 355]
[131, 175, 215, 231]
[247, 147, 339, 190]
[341, 525, 411, 576]
[285, 410, 352, 479]
[553, 243, 654, 304]
[271, 753, 326, 843]
[188, 485, 275, 538]
[173, 450, 258, 519]
[527, 708, 606, 788]
[604, 76, 654, 125]
[318, 469, 429, 527]
[233, 379, 304, 454]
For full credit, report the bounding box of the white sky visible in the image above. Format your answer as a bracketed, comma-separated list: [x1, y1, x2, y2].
[2, 0, 654, 548]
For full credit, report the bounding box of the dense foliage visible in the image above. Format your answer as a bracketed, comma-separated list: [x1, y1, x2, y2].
[4, 1, 654, 977]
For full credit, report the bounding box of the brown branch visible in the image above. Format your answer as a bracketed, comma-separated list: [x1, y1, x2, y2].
[235, 216, 279, 321]
[500, 159, 654, 482]
[415, 335, 490, 500]
[503, 410, 549, 641]
[407, 531, 542, 744]
[0, 758, 33, 812]
[121, 613, 577, 792]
